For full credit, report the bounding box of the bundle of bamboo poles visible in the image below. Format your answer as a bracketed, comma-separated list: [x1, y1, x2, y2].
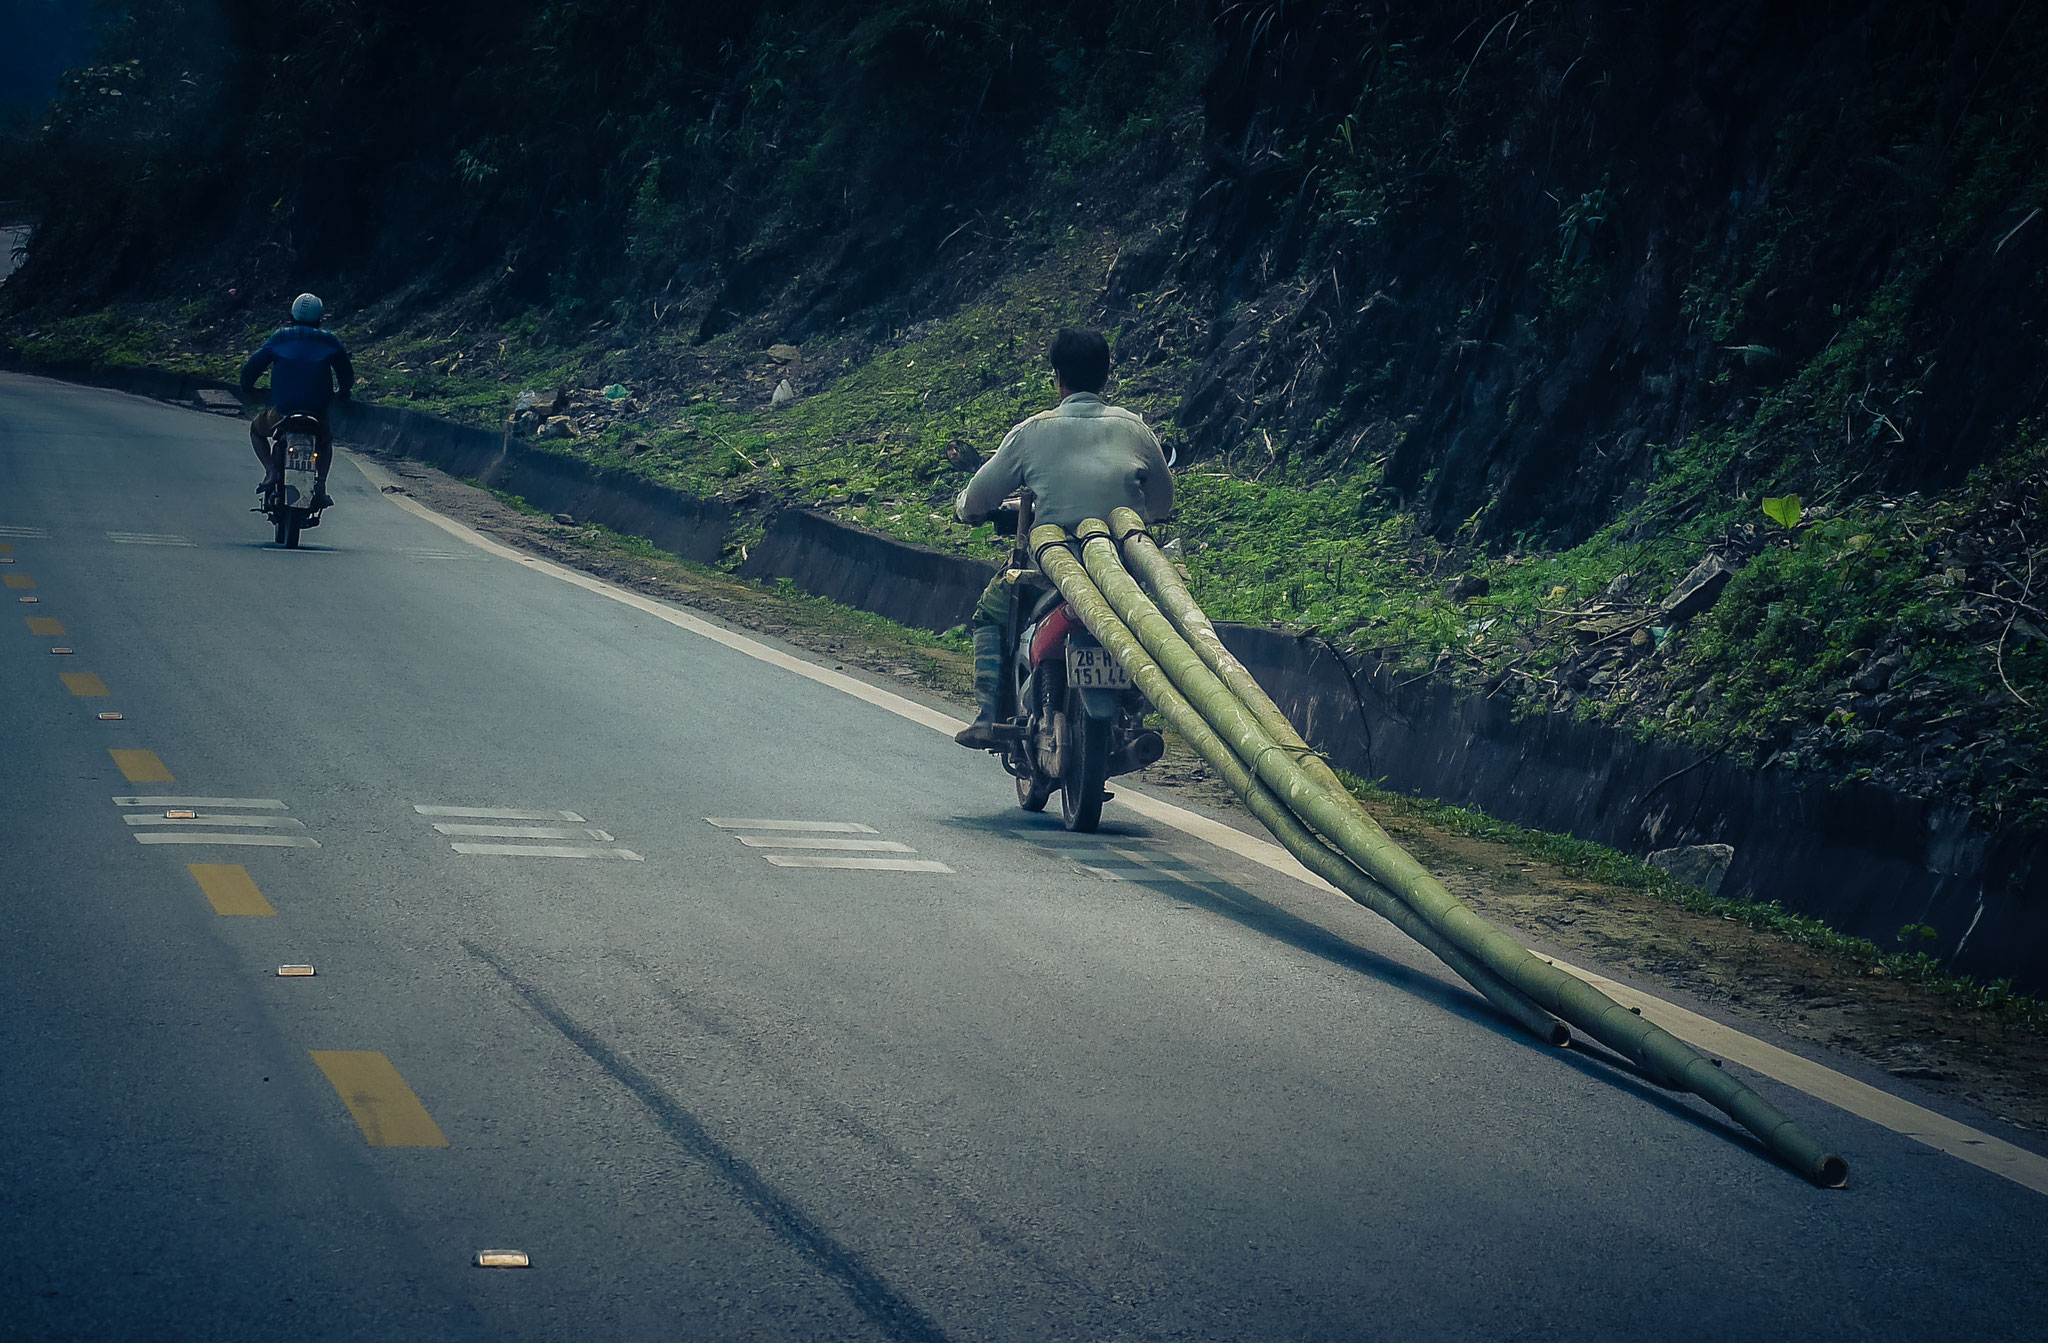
[1026, 508, 1848, 1188]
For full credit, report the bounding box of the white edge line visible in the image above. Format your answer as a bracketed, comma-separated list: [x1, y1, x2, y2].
[1545, 954, 2048, 1197]
[350, 451, 966, 734]
[350, 446, 2048, 1198]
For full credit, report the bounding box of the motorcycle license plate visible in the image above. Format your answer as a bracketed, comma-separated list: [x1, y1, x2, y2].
[280, 467, 321, 508]
[1066, 644, 1131, 690]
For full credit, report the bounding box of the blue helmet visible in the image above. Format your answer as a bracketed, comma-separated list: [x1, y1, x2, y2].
[290, 292, 324, 324]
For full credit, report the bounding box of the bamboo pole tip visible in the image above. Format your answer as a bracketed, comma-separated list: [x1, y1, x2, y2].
[1076, 518, 1112, 541]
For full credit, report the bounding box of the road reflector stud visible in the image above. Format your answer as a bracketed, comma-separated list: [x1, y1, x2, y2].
[166, 809, 198, 819]
[51, 646, 73, 654]
[277, 964, 316, 977]
[474, 1251, 530, 1269]
[98, 712, 123, 720]
[18, 596, 36, 602]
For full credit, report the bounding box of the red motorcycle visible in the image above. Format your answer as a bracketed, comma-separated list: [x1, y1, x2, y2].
[981, 492, 1163, 831]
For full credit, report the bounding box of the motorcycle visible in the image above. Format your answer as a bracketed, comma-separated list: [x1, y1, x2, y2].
[979, 491, 1164, 832]
[259, 414, 330, 548]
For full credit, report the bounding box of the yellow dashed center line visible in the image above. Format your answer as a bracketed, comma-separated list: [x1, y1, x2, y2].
[25, 617, 64, 636]
[185, 863, 276, 916]
[3, 574, 33, 589]
[309, 1051, 450, 1147]
[0, 541, 12, 553]
[61, 672, 110, 697]
[109, 749, 174, 782]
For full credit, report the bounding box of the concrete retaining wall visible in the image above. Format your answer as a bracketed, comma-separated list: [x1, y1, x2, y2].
[332, 401, 733, 566]
[739, 507, 997, 633]
[1217, 624, 2048, 991]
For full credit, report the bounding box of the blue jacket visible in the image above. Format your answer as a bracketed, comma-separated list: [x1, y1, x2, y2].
[239, 323, 354, 415]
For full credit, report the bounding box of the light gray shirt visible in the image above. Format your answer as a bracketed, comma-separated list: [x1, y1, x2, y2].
[955, 392, 1173, 532]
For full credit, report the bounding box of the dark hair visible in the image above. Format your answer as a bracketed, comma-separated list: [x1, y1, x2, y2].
[1049, 328, 1109, 394]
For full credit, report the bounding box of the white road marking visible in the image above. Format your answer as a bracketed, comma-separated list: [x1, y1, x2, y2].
[416, 805, 586, 822]
[0, 525, 50, 538]
[735, 836, 915, 852]
[107, 532, 194, 546]
[401, 548, 484, 560]
[448, 843, 644, 860]
[113, 796, 287, 809]
[706, 818, 879, 833]
[358, 447, 2048, 1197]
[762, 855, 954, 872]
[135, 833, 320, 848]
[124, 814, 305, 829]
[433, 823, 601, 840]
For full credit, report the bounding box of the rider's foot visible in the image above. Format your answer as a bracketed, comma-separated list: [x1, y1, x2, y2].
[953, 716, 1002, 751]
[311, 492, 334, 509]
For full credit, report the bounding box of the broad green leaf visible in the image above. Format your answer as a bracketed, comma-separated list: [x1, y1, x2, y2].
[1761, 494, 1802, 530]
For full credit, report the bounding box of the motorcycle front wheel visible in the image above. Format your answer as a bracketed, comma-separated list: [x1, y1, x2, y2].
[1059, 693, 1109, 832]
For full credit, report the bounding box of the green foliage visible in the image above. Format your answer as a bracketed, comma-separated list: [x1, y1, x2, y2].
[1760, 494, 1802, 531]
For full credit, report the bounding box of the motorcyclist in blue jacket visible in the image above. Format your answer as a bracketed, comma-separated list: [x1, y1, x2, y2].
[239, 293, 353, 505]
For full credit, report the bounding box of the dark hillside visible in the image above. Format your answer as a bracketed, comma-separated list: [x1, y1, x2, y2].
[1169, 0, 2048, 543]
[3, 0, 2045, 838]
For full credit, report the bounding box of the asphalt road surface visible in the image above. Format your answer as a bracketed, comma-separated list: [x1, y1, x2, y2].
[2, 371, 2043, 1341]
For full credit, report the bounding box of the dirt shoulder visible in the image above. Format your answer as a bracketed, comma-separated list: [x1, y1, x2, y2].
[357, 445, 2048, 1142]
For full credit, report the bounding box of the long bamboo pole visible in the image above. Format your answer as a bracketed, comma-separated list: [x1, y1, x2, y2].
[1026, 531, 1568, 1044]
[1111, 507, 1382, 818]
[1039, 521, 1847, 1187]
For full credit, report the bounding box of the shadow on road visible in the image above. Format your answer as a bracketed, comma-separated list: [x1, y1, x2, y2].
[943, 809, 1789, 1177]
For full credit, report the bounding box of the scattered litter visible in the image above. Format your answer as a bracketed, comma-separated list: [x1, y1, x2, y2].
[603, 383, 630, 400]
[771, 379, 795, 407]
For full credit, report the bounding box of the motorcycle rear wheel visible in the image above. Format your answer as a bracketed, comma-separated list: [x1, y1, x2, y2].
[1059, 695, 1109, 833]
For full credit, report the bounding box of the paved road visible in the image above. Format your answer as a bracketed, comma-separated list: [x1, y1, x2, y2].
[2, 371, 2042, 1341]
